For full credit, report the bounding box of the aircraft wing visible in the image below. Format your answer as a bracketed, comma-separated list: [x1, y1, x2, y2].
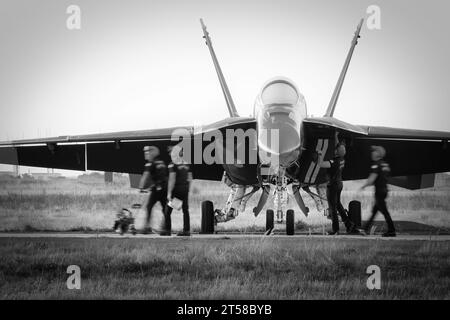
[0, 117, 256, 182]
[301, 117, 450, 188]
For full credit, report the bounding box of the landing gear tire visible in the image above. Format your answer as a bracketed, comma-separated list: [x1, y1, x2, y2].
[348, 200, 362, 228]
[201, 200, 215, 234]
[286, 209, 295, 236]
[266, 209, 274, 234]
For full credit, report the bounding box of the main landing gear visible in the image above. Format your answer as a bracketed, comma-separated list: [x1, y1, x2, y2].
[200, 200, 296, 236]
[200, 174, 300, 236]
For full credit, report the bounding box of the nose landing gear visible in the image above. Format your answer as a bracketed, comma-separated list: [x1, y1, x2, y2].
[200, 172, 299, 236]
[263, 175, 296, 235]
[264, 208, 295, 236]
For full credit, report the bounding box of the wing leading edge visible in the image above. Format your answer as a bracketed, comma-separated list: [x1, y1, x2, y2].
[302, 117, 450, 184]
[0, 118, 257, 182]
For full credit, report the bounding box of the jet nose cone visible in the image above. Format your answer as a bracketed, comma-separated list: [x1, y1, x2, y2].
[255, 77, 307, 170]
[258, 113, 301, 155]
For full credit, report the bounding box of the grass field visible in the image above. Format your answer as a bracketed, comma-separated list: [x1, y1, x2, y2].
[0, 237, 448, 299]
[0, 173, 449, 233]
[0, 173, 449, 300]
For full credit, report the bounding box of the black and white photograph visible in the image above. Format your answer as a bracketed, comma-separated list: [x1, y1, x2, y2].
[0, 0, 449, 307]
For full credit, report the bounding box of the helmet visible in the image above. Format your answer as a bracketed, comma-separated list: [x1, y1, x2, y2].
[143, 146, 160, 157]
[371, 145, 386, 159]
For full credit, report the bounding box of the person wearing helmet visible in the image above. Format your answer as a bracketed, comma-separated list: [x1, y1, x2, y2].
[317, 142, 358, 235]
[162, 145, 193, 236]
[138, 146, 168, 234]
[360, 145, 396, 237]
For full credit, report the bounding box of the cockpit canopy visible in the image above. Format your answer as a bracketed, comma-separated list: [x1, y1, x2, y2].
[254, 77, 307, 162]
[260, 79, 299, 105]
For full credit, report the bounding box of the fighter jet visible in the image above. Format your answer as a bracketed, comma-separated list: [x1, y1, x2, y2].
[1, 19, 449, 233]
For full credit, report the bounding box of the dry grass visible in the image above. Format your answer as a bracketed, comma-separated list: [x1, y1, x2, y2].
[0, 237, 448, 299]
[0, 174, 449, 300]
[0, 173, 449, 232]
[0, 174, 450, 232]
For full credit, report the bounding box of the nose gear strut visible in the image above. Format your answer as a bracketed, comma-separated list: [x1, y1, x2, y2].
[273, 174, 288, 223]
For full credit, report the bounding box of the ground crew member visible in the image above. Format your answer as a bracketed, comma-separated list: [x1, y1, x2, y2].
[317, 143, 358, 235]
[360, 145, 396, 237]
[163, 145, 192, 236]
[138, 146, 168, 234]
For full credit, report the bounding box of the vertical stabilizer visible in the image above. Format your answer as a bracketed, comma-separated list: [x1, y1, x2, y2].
[324, 19, 364, 117]
[200, 19, 239, 117]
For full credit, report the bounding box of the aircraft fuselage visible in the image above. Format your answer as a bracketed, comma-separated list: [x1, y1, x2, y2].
[254, 77, 307, 175]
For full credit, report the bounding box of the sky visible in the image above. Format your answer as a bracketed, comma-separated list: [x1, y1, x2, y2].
[0, 0, 449, 174]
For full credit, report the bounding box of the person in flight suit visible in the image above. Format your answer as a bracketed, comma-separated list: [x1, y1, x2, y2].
[162, 145, 193, 236]
[317, 143, 358, 235]
[138, 146, 168, 234]
[360, 146, 396, 237]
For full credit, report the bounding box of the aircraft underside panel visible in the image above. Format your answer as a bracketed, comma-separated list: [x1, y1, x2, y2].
[221, 163, 258, 185]
[302, 119, 450, 183]
[387, 174, 436, 190]
[196, 118, 258, 186]
[87, 141, 163, 174]
[86, 140, 224, 181]
[0, 145, 85, 171]
[0, 117, 257, 182]
[343, 137, 450, 180]
[287, 126, 336, 185]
